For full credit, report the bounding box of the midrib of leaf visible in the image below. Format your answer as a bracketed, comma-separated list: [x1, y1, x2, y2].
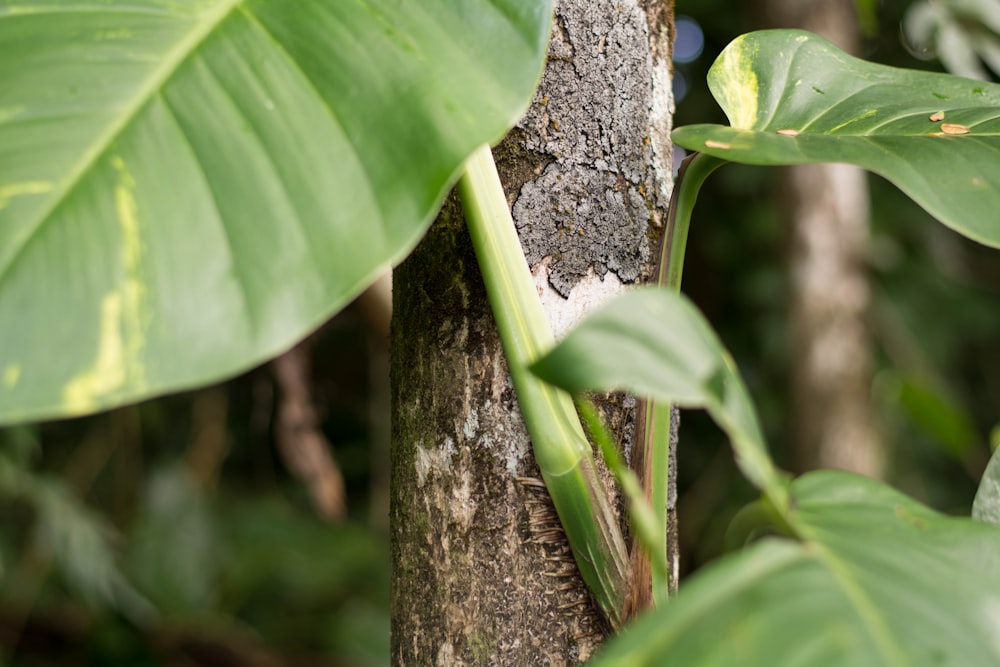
[0, 0, 242, 284]
[755, 37, 805, 130]
[866, 110, 940, 133]
[803, 530, 909, 667]
[796, 84, 877, 133]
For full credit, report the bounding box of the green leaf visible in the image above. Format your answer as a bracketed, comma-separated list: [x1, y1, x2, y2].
[460, 147, 629, 627]
[0, 449, 155, 622]
[220, 497, 388, 608]
[592, 471, 1000, 666]
[0, 0, 552, 423]
[904, 0, 1000, 80]
[973, 444, 1000, 526]
[531, 287, 788, 508]
[128, 465, 217, 615]
[671, 29, 1000, 248]
[896, 374, 979, 459]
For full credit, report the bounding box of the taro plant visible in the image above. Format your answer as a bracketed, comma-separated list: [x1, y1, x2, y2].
[4, 1, 1000, 664]
[0, 0, 558, 645]
[536, 29, 1000, 664]
[0, 0, 554, 423]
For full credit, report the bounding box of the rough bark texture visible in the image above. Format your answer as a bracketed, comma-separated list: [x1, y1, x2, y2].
[391, 1, 675, 664]
[763, 0, 883, 477]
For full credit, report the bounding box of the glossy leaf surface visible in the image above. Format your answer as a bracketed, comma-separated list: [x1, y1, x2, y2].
[0, 0, 551, 422]
[592, 471, 1000, 666]
[535, 287, 1000, 663]
[672, 29, 1000, 247]
[531, 287, 787, 503]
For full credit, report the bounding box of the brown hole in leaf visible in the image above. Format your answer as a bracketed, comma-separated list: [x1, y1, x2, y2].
[704, 140, 731, 150]
[941, 123, 970, 135]
[776, 128, 799, 136]
[929, 111, 945, 122]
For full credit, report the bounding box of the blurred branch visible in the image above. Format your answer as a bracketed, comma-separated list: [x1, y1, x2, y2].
[362, 272, 392, 532]
[271, 342, 346, 522]
[185, 387, 231, 492]
[367, 333, 391, 533]
[354, 270, 391, 347]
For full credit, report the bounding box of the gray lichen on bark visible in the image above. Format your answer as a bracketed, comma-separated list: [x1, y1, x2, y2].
[512, 1, 672, 297]
[391, 199, 606, 666]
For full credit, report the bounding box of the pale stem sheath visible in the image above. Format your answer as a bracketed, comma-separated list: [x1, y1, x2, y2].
[458, 144, 630, 628]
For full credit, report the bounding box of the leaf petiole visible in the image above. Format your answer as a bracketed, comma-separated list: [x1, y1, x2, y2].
[458, 144, 630, 628]
[633, 150, 725, 607]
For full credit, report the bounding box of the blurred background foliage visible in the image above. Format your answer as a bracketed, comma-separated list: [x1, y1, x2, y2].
[675, 0, 1000, 570]
[0, 307, 389, 666]
[2, 1, 1000, 664]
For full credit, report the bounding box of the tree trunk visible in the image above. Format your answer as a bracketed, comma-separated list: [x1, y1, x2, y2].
[390, 1, 676, 664]
[762, 0, 883, 478]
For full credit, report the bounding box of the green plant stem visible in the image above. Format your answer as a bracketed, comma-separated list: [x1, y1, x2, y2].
[635, 151, 725, 607]
[724, 498, 793, 552]
[658, 152, 727, 291]
[577, 398, 668, 585]
[458, 144, 629, 628]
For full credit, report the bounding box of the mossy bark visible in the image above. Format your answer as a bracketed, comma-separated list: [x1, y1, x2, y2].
[391, 2, 675, 664]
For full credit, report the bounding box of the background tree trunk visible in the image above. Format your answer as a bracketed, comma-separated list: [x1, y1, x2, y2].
[391, 1, 676, 663]
[762, 0, 884, 478]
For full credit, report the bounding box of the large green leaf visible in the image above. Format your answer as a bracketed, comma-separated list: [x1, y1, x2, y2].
[671, 29, 1000, 248]
[535, 287, 1000, 662]
[0, 0, 551, 422]
[531, 287, 788, 506]
[591, 471, 1000, 666]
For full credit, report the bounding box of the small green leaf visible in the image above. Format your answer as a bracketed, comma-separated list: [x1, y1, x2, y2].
[128, 465, 217, 614]
[672, 29, 1000, 247]
[896, 375, 979, 459]
[531, 287, 787, 506]
[592, 471, 1000, 666]
[0, 0, 552, 423]
[0, 449, 154, 621]
[903, 0, 1000, 80]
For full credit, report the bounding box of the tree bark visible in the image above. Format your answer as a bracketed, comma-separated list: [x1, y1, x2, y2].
[391, 1, 675, 664]
[762, 0, 883, 478]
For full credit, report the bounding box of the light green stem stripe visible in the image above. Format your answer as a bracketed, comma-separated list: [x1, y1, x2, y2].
[645, 151, 726, 606]
[643, 399, 675, 606]
[658, 152, 727, 291]
[577, 398, 668, 583]
[458, 144, 629, 627]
